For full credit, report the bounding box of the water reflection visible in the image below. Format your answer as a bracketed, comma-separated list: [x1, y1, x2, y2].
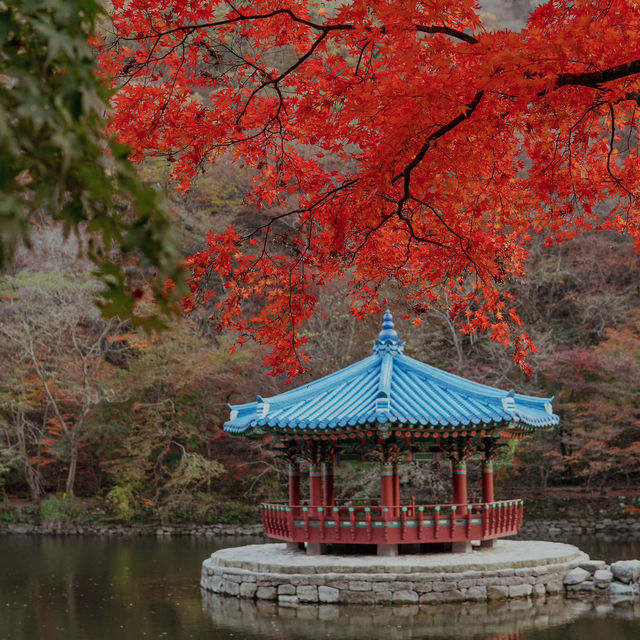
[1, 535, 640, 640]
[0, 535, 263, 640]
[563, 536, 640, 562]
[515, 533, 640, 562]
[201, 591, 587, 639]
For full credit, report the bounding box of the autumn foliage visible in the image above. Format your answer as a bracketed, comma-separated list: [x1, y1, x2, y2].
[100, 0, 640, 376]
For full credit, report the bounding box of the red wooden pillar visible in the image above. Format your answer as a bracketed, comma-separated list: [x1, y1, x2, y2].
[286, 463, 302, 551]
[379, 461, 398, 556]
[288, 462, 301, 508]
[380, 462, 395, 507]
[309, 464, 323, 507]
[452, 460, 468, 516]
[482, 459, 495, 504]
[307, 463, 327, 555]
[480, 460, 497, 548]
[322, 462, 334, 507]
[392, 462, 400, 517]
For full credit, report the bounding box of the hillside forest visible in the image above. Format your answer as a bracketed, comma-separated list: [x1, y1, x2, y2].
[2, 0, 640, 525]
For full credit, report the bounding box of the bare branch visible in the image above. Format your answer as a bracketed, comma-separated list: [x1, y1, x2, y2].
[557, 58, 640, 90]
[415, 24, 478, 45]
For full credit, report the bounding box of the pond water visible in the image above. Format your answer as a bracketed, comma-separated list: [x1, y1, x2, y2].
[1, 534, 639, 640]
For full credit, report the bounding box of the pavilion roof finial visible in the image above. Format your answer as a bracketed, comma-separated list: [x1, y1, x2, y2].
[373, 309, 404, 355]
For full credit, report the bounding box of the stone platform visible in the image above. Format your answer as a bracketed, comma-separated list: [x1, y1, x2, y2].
[201, 540, 587, 605]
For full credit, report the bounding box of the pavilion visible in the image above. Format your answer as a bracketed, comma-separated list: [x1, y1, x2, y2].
[224, 311, 559, 555]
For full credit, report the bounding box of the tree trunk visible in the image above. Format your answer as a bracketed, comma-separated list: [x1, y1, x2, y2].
[65, 434, 79, 496]
[540, 467, 548, 492]
[15, 411, 43, 502]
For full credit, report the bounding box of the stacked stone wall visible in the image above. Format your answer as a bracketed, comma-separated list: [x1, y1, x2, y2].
[201, 562, 573, 605]
[517, 518, 640, 539]
[201, 541, 586, 605]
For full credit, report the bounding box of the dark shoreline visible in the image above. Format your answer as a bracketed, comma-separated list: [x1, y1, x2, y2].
[2, 516, 640, 539]
[0, 520, 265, 537]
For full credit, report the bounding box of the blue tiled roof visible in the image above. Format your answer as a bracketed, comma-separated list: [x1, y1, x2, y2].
[224, 311, 559, 435]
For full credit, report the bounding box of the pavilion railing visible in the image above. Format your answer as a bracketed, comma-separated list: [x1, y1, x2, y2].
[260, 500, 524, 545]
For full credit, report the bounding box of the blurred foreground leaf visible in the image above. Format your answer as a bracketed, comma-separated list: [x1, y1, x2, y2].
[0, 0, 185, 329]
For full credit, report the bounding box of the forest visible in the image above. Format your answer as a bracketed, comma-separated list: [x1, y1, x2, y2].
[2, 0, 640, 526]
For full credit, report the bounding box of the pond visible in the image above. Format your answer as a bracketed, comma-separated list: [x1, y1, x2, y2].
[1, 534, 639, 640]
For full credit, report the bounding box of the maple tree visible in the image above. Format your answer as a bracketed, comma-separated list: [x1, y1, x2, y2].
[101, 0, 640, 376]
[542, 326, 640, 487]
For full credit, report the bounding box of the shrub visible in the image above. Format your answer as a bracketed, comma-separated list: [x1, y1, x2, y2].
[40, 494, 85, 522]
[105, 486, 138, 523]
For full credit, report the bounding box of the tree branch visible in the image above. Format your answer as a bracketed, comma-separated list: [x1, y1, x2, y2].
[415, 25, 478, 45]
[236, 28, 332, 122]
[119, 8, 353, 43]
[557, 58, 640, 90]
[391, 90, 484, 211]
[24, 328, 71, 439]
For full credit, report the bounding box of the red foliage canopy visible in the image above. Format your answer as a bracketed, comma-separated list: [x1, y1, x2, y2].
[101, 0, 640, 376]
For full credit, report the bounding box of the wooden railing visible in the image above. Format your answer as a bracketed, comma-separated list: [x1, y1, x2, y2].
[260, 500, 524, 545]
